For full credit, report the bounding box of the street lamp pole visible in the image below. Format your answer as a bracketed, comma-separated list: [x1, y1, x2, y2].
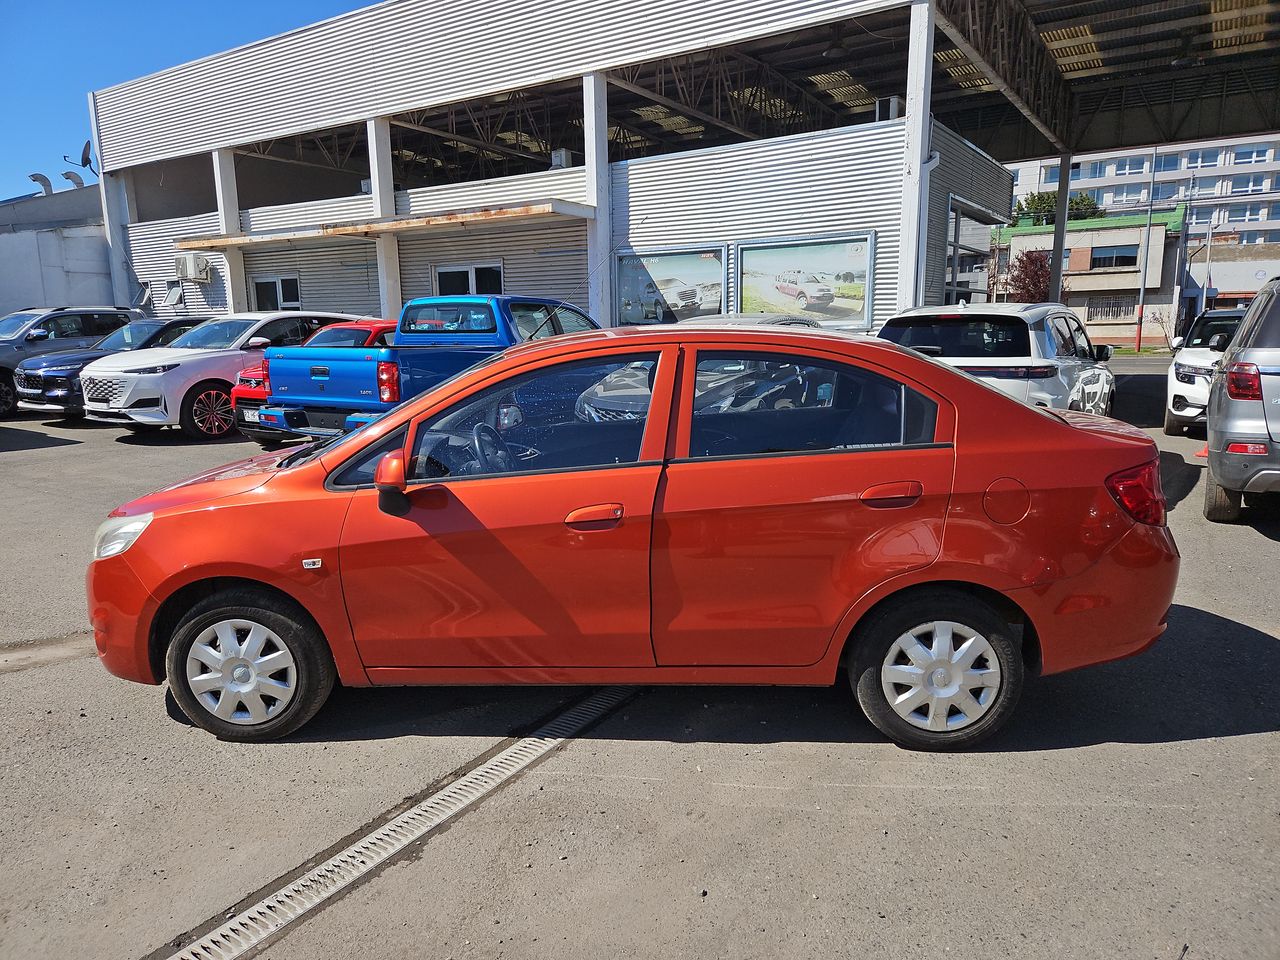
[1134, 145, 1158, 351]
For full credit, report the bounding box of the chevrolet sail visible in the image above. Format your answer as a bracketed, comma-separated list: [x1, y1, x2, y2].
[88, 326, 1179, 750]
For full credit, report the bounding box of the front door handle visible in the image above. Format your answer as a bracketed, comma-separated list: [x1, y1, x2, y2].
[860, 481, 923, 508]
[564, 503, 624, 529]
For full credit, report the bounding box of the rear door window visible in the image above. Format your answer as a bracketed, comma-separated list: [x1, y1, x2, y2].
[879, 316, 1031, 358]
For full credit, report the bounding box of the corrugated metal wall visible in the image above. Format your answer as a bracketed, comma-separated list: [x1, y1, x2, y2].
[398, 219, 589, 309]
[396, 168, 588, 217]
[611, 120, 907, 325]
[924, 122, 1015, 306]
[242, 242, 382, 317]
[124, 213, 230, 318]
[240, 194, 374, 233]
[91, 0, 897, 171]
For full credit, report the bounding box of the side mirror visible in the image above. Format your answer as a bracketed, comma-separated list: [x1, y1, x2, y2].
[1208, 333, 1230, 353]
[1093, 344, 1114, 362]
[497, 403, 524, 431]
[374, 452, 410, 516]
[25, 328, 50, 342]
[1170, 336, 1184, 350]
[244, 336, 271, 350]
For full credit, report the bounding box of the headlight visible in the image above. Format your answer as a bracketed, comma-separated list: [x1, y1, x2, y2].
[1174, 362, 1214, 378]
[123, 363, 180, 374]
[94, 513, 153, 559]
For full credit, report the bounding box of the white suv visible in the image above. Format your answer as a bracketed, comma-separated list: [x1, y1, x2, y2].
[878, 302, 1116, 414]
[1163, 308, 1245, 435]
[80, 311, 363, 440]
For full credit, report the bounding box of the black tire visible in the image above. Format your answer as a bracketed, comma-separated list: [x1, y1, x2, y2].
[180, 379, 235, 440]
[164, 588, 336, 742]
[1202, 469, 1243, 523]
[849, 589, 1025, 751]
[1104, 392, 1116, 418]
[1162, 408, 1184, 436]
[0, 371, 16, 418]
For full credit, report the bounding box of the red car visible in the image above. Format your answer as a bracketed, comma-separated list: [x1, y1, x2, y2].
[232, 319, 395, 446]
[88, 326, 1178, 749]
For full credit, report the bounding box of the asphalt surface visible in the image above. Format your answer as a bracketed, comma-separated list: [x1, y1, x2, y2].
[0, 357, 1276, 960]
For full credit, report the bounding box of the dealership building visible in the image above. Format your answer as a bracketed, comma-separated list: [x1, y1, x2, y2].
[88, 0, 1280, 333]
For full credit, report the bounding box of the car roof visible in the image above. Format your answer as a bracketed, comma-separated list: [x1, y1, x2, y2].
[681, 312, 823, 328]
[890, 302, 1067, 323]
[401, 295, 572, 307]
[213, 311, 369, 321]
[11, 306, 136, 315]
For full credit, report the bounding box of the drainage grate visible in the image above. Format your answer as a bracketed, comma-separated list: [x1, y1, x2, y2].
[163, 687, 632, 960]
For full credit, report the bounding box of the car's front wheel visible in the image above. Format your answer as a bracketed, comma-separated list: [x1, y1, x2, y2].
[1162, 408, 1185, 436]
[0, 371, 16, 418]
[180, 380, 234, 440]
[850, 589, 1024, 751]
[165, 589, 336, 741]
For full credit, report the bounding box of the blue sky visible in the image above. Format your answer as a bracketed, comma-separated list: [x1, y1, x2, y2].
[2, 0, 367, 201]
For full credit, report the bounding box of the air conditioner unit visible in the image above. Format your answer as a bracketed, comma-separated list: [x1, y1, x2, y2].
[174, 252, 211, 283]
[550, 148, 573, 170]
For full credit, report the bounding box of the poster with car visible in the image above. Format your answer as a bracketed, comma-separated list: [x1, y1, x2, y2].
[616, 248, 726, 325]
[737, 235, 873, 329]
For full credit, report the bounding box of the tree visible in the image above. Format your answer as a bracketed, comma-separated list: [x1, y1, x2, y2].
[1013, 190, 1104, 225]
[1004, 250, 1060, 302]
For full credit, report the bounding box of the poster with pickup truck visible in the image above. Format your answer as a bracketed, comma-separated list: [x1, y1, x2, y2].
[616, 248, 726, 325]
[737, 235, 873, 329]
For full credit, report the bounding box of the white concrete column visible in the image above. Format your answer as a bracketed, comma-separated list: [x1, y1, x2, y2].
[583, 72, 613, 324]
[366, 117, 396, 219]
[375, 234, 402, 319]
[1047, 152, 1071, 302]
[896, 0, 934, 313]
[98, 171, 134, 308]
[211, 148, 249, 311]
[222, 247, 250, 313]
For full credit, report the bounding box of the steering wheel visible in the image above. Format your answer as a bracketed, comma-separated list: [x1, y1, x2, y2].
[471, 423, 516, 473]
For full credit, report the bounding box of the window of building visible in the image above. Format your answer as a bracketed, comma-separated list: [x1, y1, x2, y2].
[1155, 154, 1181, 173]
[1186, 149, 1220, 168]
[1152, 183, 1180, 202]
[1231, 174, 1267, 194]
[685, 352, 937, 458]
[1109, 185, 1145, 206]
[1088, 296, 1137, 322]
[1011, 169, 1020, 187]
[1076, 187, 1104, 205]
[163, 280, 185, 307]
[1114, 157, 1146, 176]
[251, 276, 301, 311]
[1234, 145, 1271, 164]
[1042, 165, 1059, 185]
[1189, 205, 1216, 224]
[435, 263, 503, 296]
[1090, 245, 1140, 269]
[1087, 161, 1107, 179]
[1069, 162, 1081, 182]
[1225, 203, 1265, 223]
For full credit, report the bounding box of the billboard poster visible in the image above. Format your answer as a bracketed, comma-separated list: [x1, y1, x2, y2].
[616, 248, 725, 325]
[737, 235, 873, 329]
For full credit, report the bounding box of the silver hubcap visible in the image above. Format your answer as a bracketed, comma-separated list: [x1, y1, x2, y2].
[881, 620, 1002, 733]
[185, 619, 298, 725]
[192, 389, 232, 436]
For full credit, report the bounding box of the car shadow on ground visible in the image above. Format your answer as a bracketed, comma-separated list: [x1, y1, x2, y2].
[1111, 372, 1165, 428]
[1159, 450, 1202, 510]
[170, 604, 1276, 752]
[116, 428, 252, 447]
[0, 424, 80, 452]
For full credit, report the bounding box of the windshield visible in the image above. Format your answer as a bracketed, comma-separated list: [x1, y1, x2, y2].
[879, 315, 1032, 358]
[169, 318, 256, 350]
[305, 326, 377, 348]
[1185, 313, 1244, 349]
[0, 312, 40, 338]
[95, 321, 163, 351]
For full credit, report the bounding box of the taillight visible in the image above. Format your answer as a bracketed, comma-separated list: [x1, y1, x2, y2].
[377, 361, 399, 403]
[261, 358, 270, 395]
[958, 365, 1057, 380]
[1105, 459, 1166, 526]
[1226, 442, 1269, 455]
[1226, 362, 1263, 401]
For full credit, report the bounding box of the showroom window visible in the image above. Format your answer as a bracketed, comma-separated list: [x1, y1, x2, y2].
[1090, 245, 1140, 269]
[684, 351, 936, 459]
[434, 262, 502, 296]
[252, 276, 301, 311]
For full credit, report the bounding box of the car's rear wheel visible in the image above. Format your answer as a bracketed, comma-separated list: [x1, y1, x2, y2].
[165, 589, 335, 741]
[0, 371, 16, 418]
[1162, 408, 1184, 436]
[1202, 469, 1243, 523]
[180, 380, 234, 440]
[850, 590, 1024, 751]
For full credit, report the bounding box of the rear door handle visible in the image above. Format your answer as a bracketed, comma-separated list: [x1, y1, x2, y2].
[860, 481, 923, 508]
[564, 503, 624, 529]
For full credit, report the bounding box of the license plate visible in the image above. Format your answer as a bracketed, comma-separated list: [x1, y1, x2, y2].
[241, 409, 260, 423]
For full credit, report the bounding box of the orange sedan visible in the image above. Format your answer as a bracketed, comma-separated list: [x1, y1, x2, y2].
[87, 326, 1178, 749]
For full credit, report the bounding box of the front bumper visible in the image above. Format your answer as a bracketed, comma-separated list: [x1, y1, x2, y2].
[14, 371, 82, 411]
[87, 554, 161, 685]
[1015, 520, 1180, 676]
[1208, 438, 1280, 494]
[1166, 367, 1212, 423]
[81, 371, 174, 425]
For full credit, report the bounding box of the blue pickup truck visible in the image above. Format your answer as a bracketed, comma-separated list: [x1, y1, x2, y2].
[257, 295, 598, 437]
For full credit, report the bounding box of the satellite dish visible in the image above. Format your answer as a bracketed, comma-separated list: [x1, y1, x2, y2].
[80, 140, 92, 168]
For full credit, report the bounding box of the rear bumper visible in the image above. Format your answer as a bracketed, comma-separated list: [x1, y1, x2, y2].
[1015, 521, 1180, 676]
[1207, 438, 1280, 493]
[259, 404, 375, 437]
[86, 555, 160, 685]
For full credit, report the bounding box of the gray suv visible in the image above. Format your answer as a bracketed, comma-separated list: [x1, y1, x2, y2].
[1203, 276, 1280, 522]
[0, 306, 140, 416]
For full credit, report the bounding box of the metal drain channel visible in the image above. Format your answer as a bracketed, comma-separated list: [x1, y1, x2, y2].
[163, 686, 632, 960]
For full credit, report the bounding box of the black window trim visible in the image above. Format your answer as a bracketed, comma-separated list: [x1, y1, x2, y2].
[668, 441, 954, 467]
